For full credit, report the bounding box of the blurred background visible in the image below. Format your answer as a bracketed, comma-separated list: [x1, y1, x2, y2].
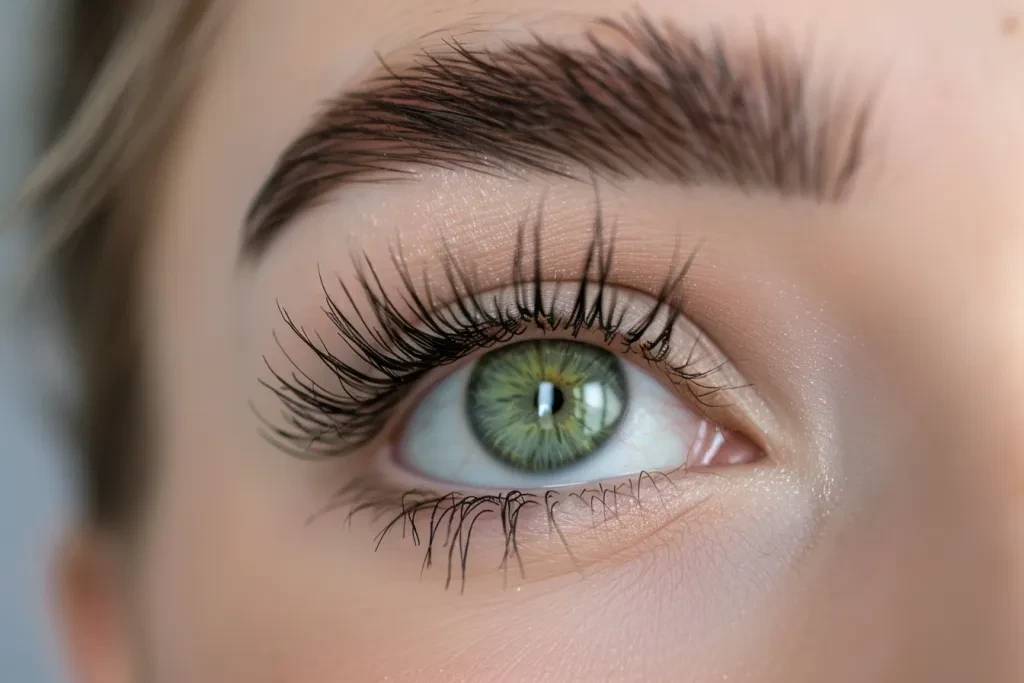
[1, 1, 75, 681]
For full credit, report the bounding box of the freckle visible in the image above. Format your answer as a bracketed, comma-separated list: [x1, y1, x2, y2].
[1001, 13, 1020, 36]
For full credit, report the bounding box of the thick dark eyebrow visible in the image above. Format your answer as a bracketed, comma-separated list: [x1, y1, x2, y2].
[243, 14, 872, 257]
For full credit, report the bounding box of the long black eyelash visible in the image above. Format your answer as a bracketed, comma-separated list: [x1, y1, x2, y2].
[309, 470, 695, 593]
[258, 198, 741, 457]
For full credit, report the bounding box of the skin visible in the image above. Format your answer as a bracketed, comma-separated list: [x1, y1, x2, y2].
[58, 0, 1024, 681]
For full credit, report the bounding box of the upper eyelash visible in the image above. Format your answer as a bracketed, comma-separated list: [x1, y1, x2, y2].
[258, 197, 741, 458]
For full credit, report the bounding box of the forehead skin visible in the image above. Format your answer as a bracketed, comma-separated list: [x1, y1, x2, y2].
[136, 0, 1024, 681]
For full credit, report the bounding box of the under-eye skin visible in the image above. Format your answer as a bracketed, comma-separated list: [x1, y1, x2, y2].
[259, 201, 765, 587]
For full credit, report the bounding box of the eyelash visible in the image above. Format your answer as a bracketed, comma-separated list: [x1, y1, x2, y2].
[258, 199, 749, 587]
[259, 199, 741, 458]
[308, 470, 696, 593]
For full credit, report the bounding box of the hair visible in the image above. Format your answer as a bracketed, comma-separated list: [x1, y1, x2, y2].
[24, 0, 219, 531]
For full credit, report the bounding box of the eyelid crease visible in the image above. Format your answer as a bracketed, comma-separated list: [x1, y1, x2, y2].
[243, 10, 875, 258]
[255, 198, 753, 460]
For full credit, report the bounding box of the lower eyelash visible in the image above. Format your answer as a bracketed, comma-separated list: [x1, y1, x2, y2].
[309, 470, 698, 593]
[259, 197, 738, 459]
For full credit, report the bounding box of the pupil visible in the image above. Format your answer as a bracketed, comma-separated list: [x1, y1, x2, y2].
[534, 381, 565, 417]
[550, 387, 564, 413]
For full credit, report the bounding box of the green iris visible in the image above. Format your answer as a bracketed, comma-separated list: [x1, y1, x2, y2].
[465, 339, 628, 471]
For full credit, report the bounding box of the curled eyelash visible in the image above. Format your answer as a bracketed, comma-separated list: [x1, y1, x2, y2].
[258, 198, 745, 457]
[308, 470, 704, 593]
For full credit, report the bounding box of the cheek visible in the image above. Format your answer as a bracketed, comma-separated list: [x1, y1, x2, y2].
[138, 429, 320, 679]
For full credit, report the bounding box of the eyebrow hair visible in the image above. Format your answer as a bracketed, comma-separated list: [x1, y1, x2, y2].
[243, 14, 872, 257]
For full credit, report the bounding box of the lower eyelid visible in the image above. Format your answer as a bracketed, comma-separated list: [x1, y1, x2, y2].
[310, 467, 739, 590]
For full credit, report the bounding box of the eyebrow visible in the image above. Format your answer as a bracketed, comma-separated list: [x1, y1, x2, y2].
[243, 14, 872, 257]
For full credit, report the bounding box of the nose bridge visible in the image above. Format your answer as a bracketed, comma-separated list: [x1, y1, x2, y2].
[1002, 227, 1024, 627]
[848, 182, 1024, 678]
[988, 210, 1024, 504]
[970, 220, 1024, 680]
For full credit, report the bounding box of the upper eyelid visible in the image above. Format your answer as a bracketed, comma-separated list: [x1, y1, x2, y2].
[256, 200, 754, 460]
[241, 12, 875, 260]
[262, 292, 744, 460]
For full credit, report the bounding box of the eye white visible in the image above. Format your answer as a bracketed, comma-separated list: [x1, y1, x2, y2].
[397, 351, 706, 489]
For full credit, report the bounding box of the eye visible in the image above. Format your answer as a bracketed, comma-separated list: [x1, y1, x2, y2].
[396, 337, 759, 489]
[259, 207, 776, 587]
